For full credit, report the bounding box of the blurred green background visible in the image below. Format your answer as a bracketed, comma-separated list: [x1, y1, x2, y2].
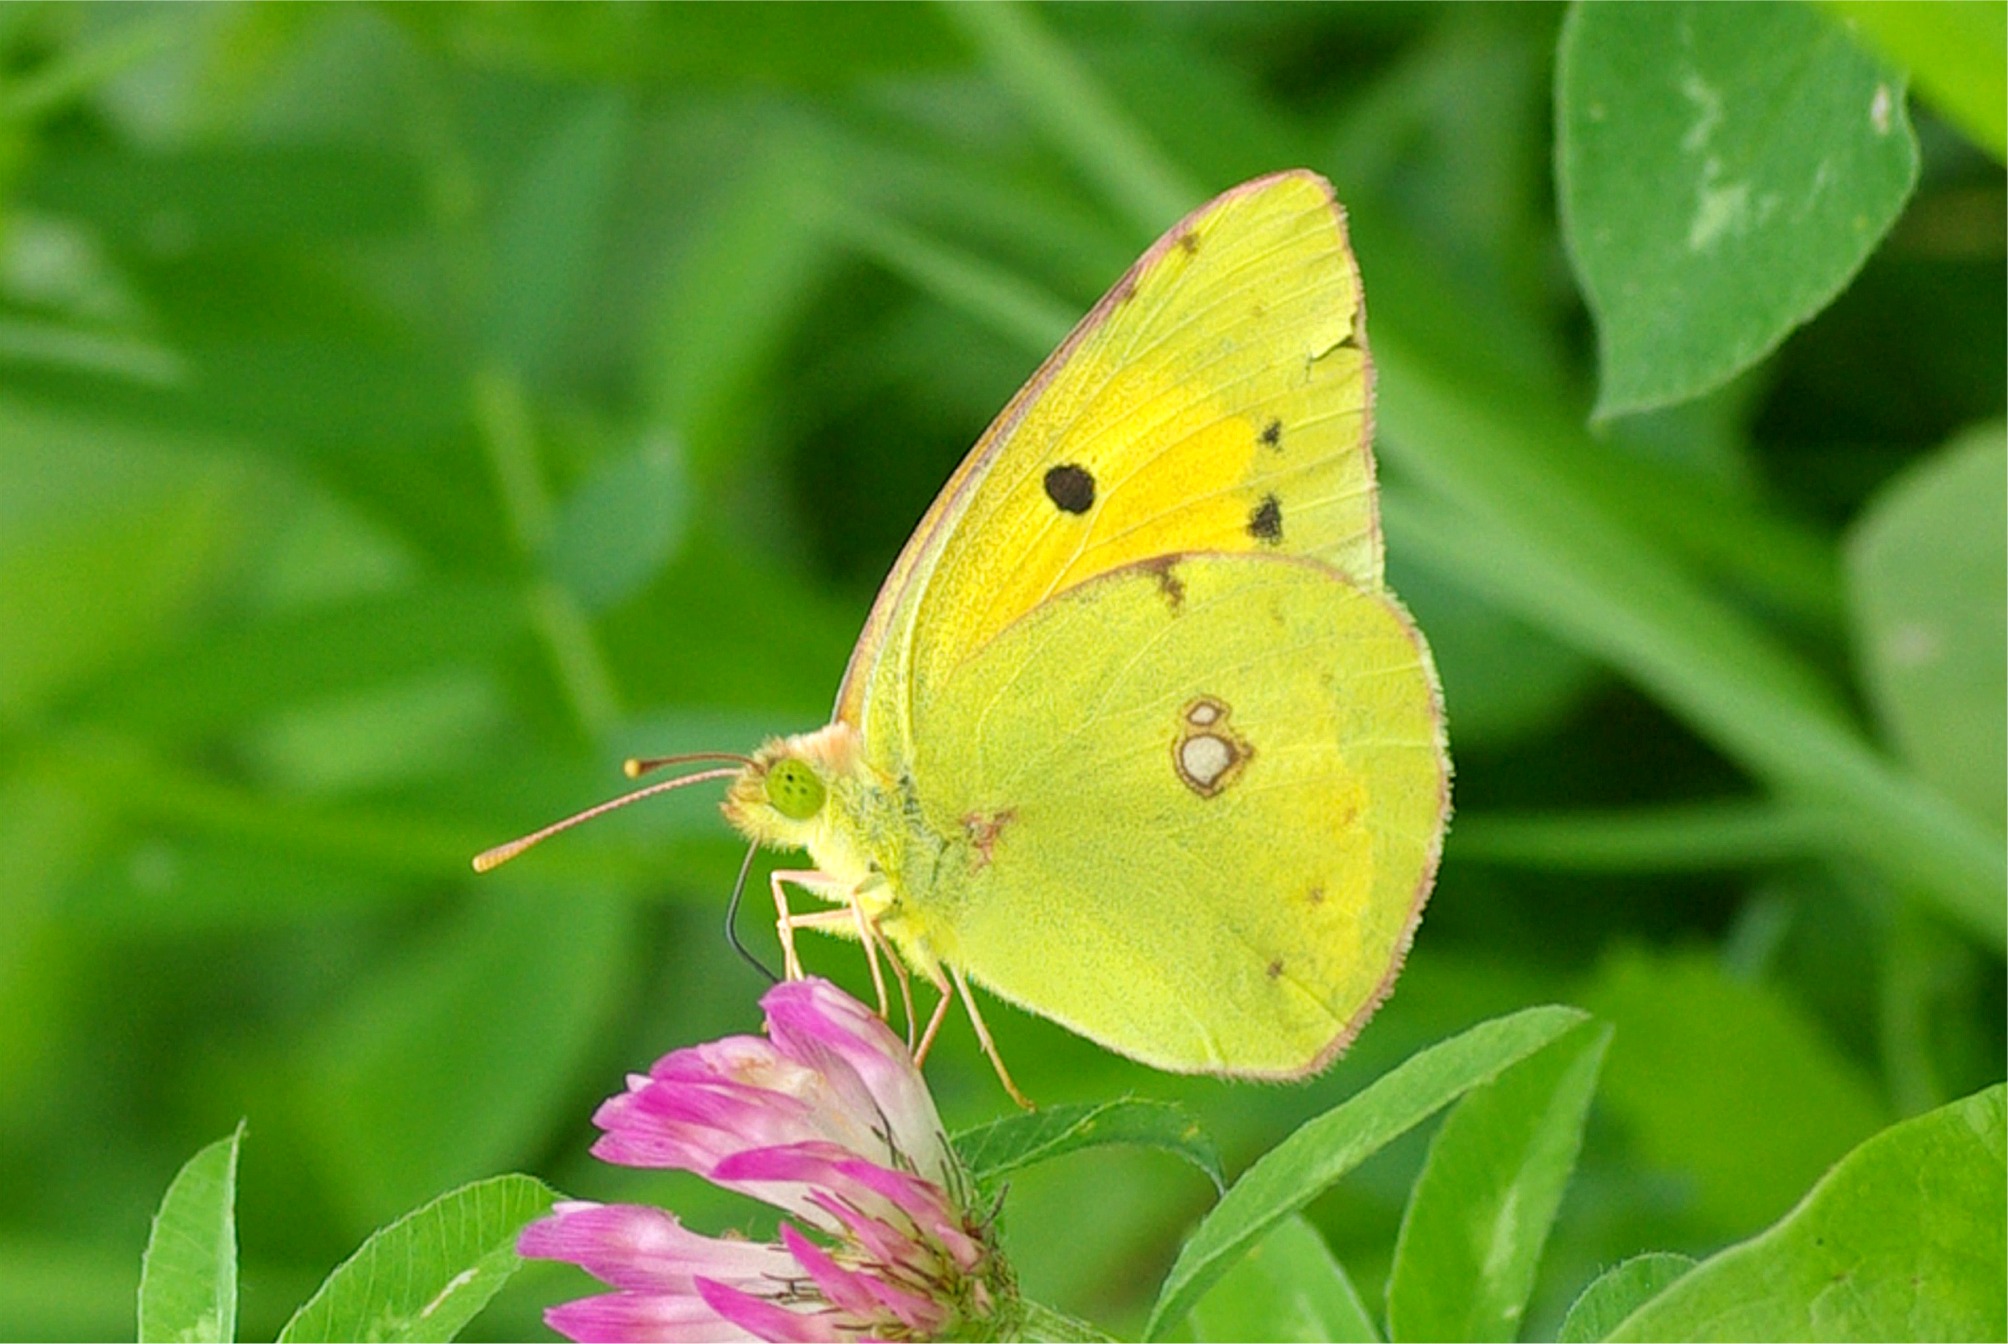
[0, 4, 2000, 1340]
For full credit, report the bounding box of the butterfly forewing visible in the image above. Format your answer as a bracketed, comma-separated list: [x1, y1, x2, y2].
[838, 171, 1379, 754]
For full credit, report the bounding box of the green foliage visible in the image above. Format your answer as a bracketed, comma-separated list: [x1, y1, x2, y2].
[1376, 337, 2003, 941]
[136, 1131, 556, 1344]
[1825, 0, 2007, 161]
[277, 1176, 559, 1344]
[541, 433, 688, 615]
[956, 1099, 1224, 1196]
[1585, 947, 1889, 1234]
[1847, 423, 2008, 830]
[0, 2, 1999, 1339]
[1559, 2, 1920, 416]
[1386, 1022, 1611, 1341]
[138, 1125, 242, 1344]
[1556, 1254, 1697, 1343]
[1183, 1216, 1378, 1344]
[283, 883, 635, 1228]
[1151, 1029, 2001, 1344]
[1147, 1006, 1588, 1338]
[1605, 1085, 2006, 1341]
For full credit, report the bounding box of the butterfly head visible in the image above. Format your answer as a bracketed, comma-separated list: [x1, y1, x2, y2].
[722, 722, 862, 851]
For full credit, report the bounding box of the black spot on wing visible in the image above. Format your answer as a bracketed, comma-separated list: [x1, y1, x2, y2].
[1259, 419, 1282, 450]
[1247, 494, 1283, 544]
[1043, 463, 1095, 515]
[1177, 231, 1199, 255]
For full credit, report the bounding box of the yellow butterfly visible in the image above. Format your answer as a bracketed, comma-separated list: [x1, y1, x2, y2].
[481, 170, 1449, 1100]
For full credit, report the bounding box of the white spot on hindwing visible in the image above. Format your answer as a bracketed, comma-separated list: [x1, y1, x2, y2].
[1173, 696, 1252, 798]
[1181, 734, 1234, 785]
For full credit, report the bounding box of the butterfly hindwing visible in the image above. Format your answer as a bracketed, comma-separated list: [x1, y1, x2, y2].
[894, 552, 1446, 1075]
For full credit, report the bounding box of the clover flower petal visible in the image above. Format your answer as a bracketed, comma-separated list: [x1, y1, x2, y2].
[546, 1290, 765, 1344]
[518, 1201, 795, 1296]
[520, 978, 1013, 1342]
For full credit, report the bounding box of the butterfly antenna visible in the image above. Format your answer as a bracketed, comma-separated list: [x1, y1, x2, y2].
[625, 751, 756, 779]
[471, 765, 743, 873]
[724, 838, 780, 983]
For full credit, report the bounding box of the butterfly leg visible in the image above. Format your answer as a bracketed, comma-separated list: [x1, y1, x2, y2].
[768, 868, 847, 982]
[773, 905, 890, 1017]
[768, 871, 897, 1020]
[844, 874, 917, 1034]
[950, 963, 1031, 1109]
[881, 937, 919, 1049]
[913, 977, 954, 1065]
[841, 891, 893, 1020]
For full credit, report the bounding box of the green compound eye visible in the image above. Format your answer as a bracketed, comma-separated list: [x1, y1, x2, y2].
[765, 758, 826, 821]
